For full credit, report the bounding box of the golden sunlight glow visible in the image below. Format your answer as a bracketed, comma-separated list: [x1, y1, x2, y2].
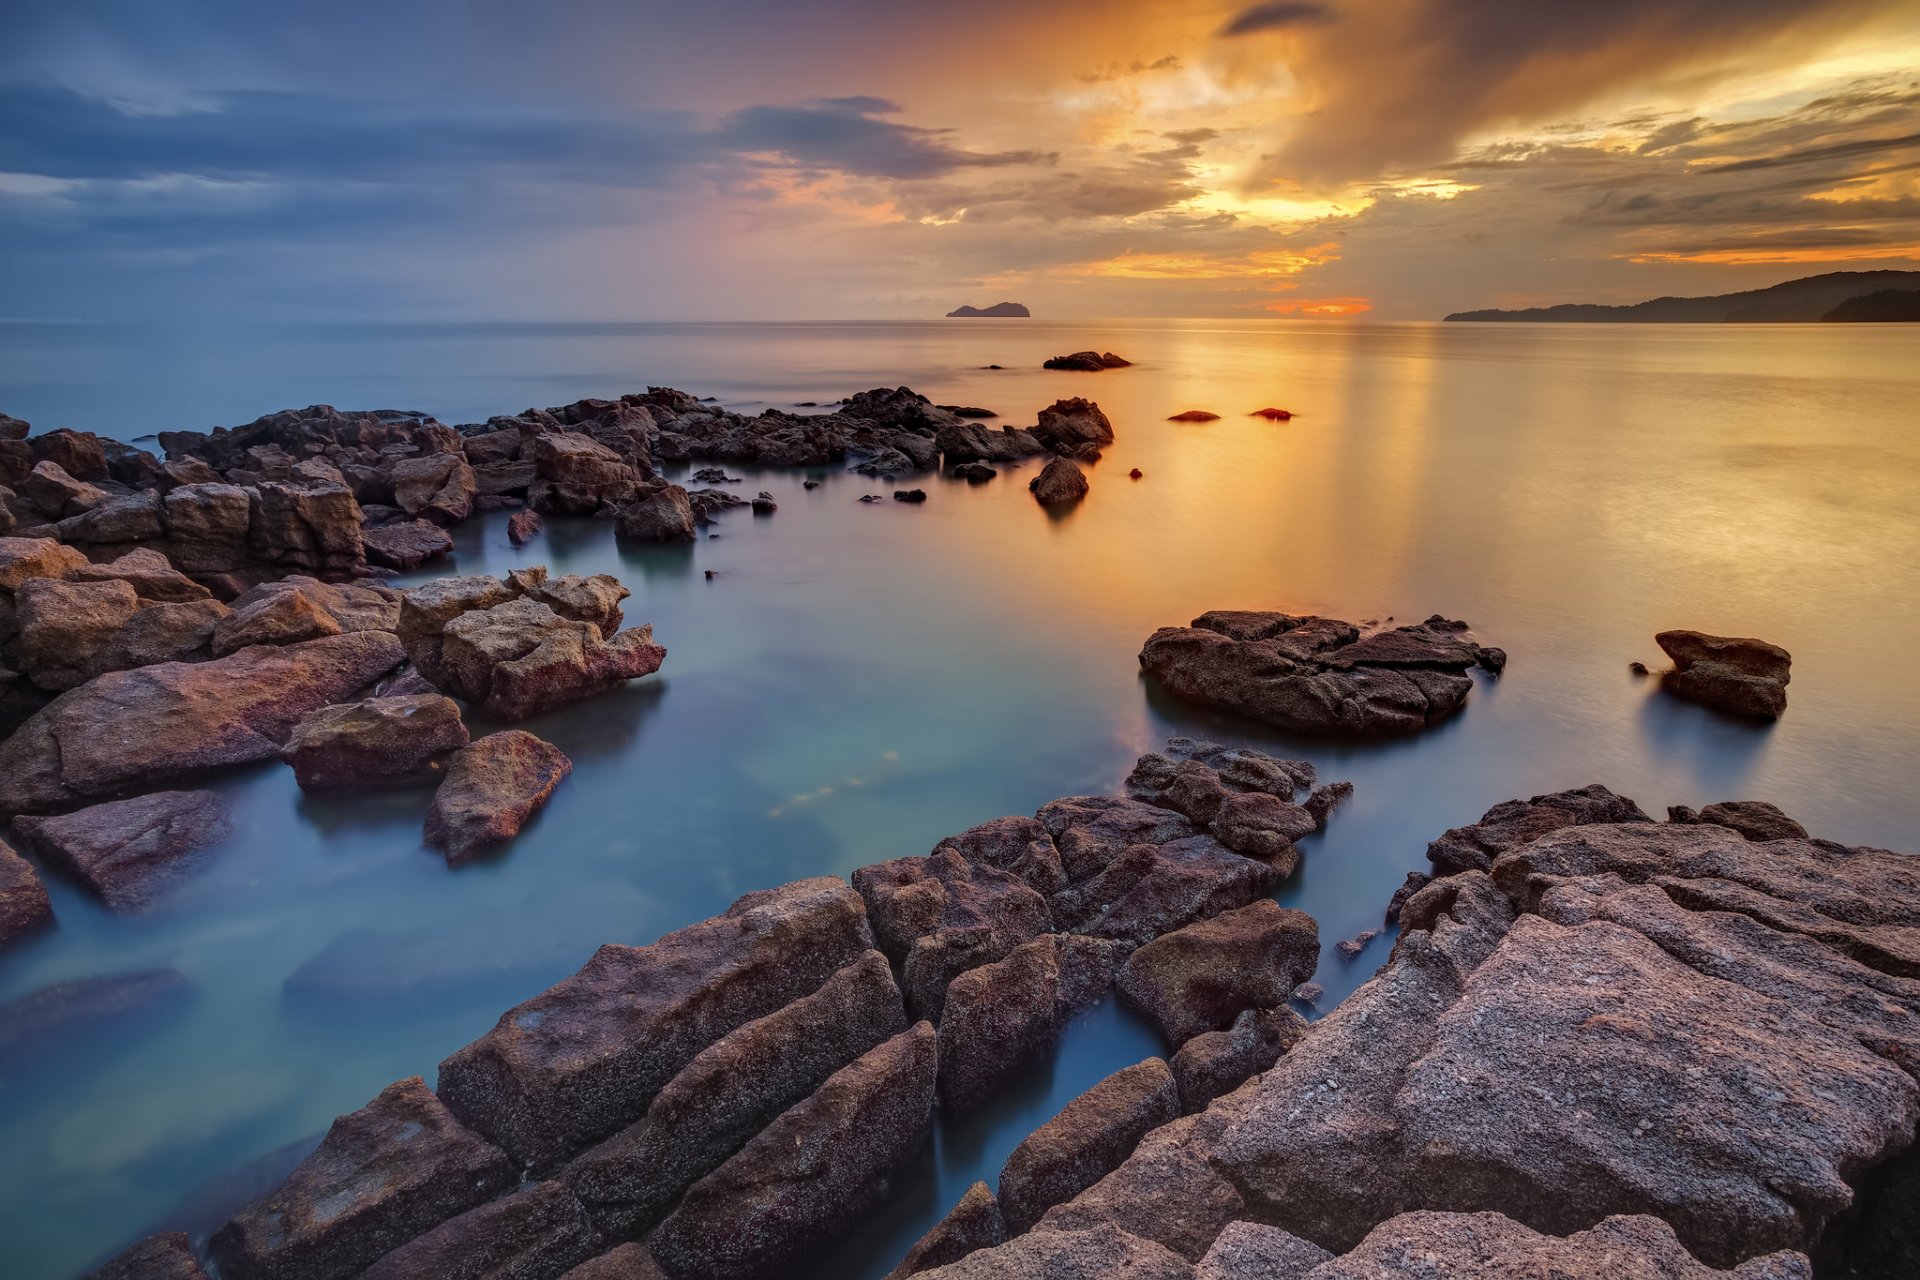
[1262, 296, 1374, 316]
[1074, 244, 1341, 280]
[1624, 240, 1920, 266]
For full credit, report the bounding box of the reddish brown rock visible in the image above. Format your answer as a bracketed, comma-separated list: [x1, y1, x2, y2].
[0, 535, 90, 591]
[508, 509, 544, 545]
[1657, 629, 1792, 721]
[437, 877, 875, 1168]
[534, 435, 642, 515]
[565, 950, 907, 1237]
[1000, 1058, 1180, 1233]
[1314, 1211, 1810, 1279]
[1032, 398, 1116, 452]
[1693, 800, 1810, 842]
[615, 483, 696, 541]
[396, 573, 519, 682]
[1426, 783, 1653, 876]
[0, 632, 406, 813]
[914, 1225, 1193, 1280]
[1052, 835, 1283, 948]
[1036, 795, 1197, 884]
[13, 577, 143, 688]
[0, 837, 54, 950]
[357, 1181, 598, 1280]
[425, 730, 572, 865]
[855, 848, 1053, 1019]
[12, 790, 233, 910]
[1119, 901, 1319, 1045]
[211, 580, 342, 655]
[20, 460, 108, 519]
[28, 427, 109, 480]
[1030, 457, 1089, 505]
[391, 451, 477, 524]
[1210, 791, 1317, 862]
[1170, 1006, 1309, 1113]
[68, 547, 213, 602]
[932, 815, 1066, 897]
[558, 1244, 669, 1280]
[508, 568, 628, 638]
[646, 1022, 939, 1280]
[284, 694, 470, 793]
[1195, 1221, 1331, 1279]
[363, 519, 455, 571]
[435, 597, 664, 721]
[85, 1231, 210, 1280]
[887, 1181, 1008, 1279]
[938, 934, 1122, 1109]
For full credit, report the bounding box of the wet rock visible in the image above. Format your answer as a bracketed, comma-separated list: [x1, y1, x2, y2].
[1314, 1211, 1810, 1279]
[616, 484, 696, 541]
[1000, 1058, 1180, 1233]
[1630, 660, 1651, 675]
[1304, 780, 1353, 830]
[358, 1181, 598, 1280]
[1037, 795, 1196, 883]
[887, 1182, 1007, 1279]
[1053, 835, 1282, 948]
[210, 1076, 516, 1280]
[508, 509, 544, 544]
[425, 730, 572, 865]
[685, 487, 746, 522]
[1694, 800, 1809, 842]
[751, 492, 776, 514]
[1251, 407, 1293, 421]
[646, 1022, 939, 1280]
[1657, 629, 1792, 720]
[390, 451, 477, 524]
[1168, 411, 1220, 423]
[12, 790, 233, 910]
[85, 1232, 211, 1280]
[1119, 901, 1319, 1044]
[0, 534, 89, 590]
[953, 462, 997, 482]
[565, 951, 906, 1238]
[1140, 614, 1503, 738]
[437, 877, 874, 1168]
[1383, 871, 1432, 925]
[1044, 351, 1133, 371]
[558, 1244, 669, 1280]
[689, 468, 737, 484]
[0, 968, 194, 1071]
[938, 934, 1122, 1109]
[363, 518, 454, 571]
[0, 837, 54, 950]
[915, 1226, 1191, 1280]
[854, 849, 1053, 1019]
[1130, 468, 1143, 479]
[1425, 783, 1653, 875]
[284, 694, 470, 793]
[1033, 398, 1116, 453]
[1335, 929, 1381, 959]
[932, 815, 1066, 897]
[0, 632, 406, 813]
[435, 597, 664, 721]
[1030, 457, 1089, 505]
[1195, 1221, 1331, 1278]
[20, 460, 108, 519]
[852, 448, 916, 476]
[895, 487, 928, 503]
[935, 421, 1047, 464]
[1170, 1007, 1309, 1113]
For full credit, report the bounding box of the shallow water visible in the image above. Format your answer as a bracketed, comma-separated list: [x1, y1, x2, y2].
[1, 319, 1917, 1278]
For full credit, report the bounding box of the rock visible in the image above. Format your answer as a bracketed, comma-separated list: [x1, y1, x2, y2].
[1194, 1221, 1331, 1279]
[1000, 1058, 1180, 1232]
[1656, 629, 1792, 720]
[1037, 795, 1196, 883]
[685, 487, 746, 522]
[558, 1244, 670, 1280]
[13, 577, 143, 689]
[1425, 784, 1653, 875]
[247, 480, 369, 580]
[616, 484, 696, 541]
[953, 462, 997, 482]
[28, 427, 110, 480]
[1140, 614, 1503, 738]
[510, 569, 629, 638]
[894, 488, 928, 503]
[210, 1076, 516, 1280]
[0, 968, 193, 1071]
[1052, 835, 1283, 948]
[1251, 407, 1293, 420]
[646, 1023, 939, 1280]
[1210, 791, 1317, 862]
[918, 1226, 1194, 1279]
[1034, 398, 1116, 453]
[20, 592, 228, 691]
[947, 302, 1030, 317]
[852, 448, 916, 476]
[854, 848, 1053, 1020]
[1335, 929, 1381, 959]
[424, 730, 572, 865]
[936, 421, 1048, 464]
[932, 815, 1066, 897]
[0, 534, 89, 590]
[1131, 740, 1315, 803]
[1170, 1007, 1309, 1113]
[437, 878, 875, 1168]
[85, 1232, 211, 1280]
[1383, 871, 1432, 925]
[211, 581, 343, 656]
[357, 1181, 598, 1280]
[363, 519, 454, 571]
[1313, 1211, 1810, 1279]
[1130, 468, 1143, 479]
[565, 950, 907, 1238]
[435, 597, 664, 721]
[11, 790, 233, 910]
[1168, 411, 1220, 422]
[751, 493, 776, 515]
[283, 694, 470, 793]
[69, 547, 212, 602]
[390, 451, 477, 524]
[0, 632, 406, 813]
[1030, 458, 1089, 505]
[533, 435, 642, 515]
[0, 412, 25, 440]
[396, 573, 519, 682]
[1304, 781, 1353, 829]
[55, 491, 166, 545]
[937, 934, 1122, 1109]
[1695, 800, 1809, 842]
[20, 460, 108, 519]
[508, 509, 544, 544]
[1118, 901, 1319, 1044]
[1630, 660, 1651, 675]
[689, 468, 737, 484]
[1044, 351, 1133, 371]
[0, 837, 54, 950]
[887, 1182, 1008, 1279]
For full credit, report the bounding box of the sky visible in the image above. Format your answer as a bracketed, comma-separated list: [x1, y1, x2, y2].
[3, 0, 1920, 321]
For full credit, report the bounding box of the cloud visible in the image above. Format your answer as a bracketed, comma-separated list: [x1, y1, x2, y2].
[1219, 3, 1339, 38]
[713, 99, 1052, 178]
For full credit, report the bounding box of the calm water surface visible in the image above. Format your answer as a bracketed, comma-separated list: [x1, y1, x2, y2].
[1, 319, 1917, 1277]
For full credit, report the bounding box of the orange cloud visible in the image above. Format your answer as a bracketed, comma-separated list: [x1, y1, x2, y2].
[1262, 295, 1373, 316]
[1071, 242, 1340, 279]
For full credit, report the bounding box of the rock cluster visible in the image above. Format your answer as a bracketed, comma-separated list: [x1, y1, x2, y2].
[1140, 611, 1506, 737]
[1044, 351, 1133, 371]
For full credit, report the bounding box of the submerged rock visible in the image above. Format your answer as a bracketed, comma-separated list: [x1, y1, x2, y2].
[424, 730, 572, 865]
[283, 694, 470, 793]
[12, 790, 233, 910]
[507, 509, 544, 545]
[999, 1058, 1180, 1233]
[0, 968, 194, 1070]
[1117, 900, 1319, 1045]
[1030, 457, 1089, 505]
[1656, 629, 1792, 720]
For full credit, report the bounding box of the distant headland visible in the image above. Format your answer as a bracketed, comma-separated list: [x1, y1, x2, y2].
[1445, 270, 1920, 323]
[947, 302, 1031, 318]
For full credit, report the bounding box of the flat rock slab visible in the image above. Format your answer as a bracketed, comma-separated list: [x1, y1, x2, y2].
[284, 694, 469, 793]
[646, 1022, 938, 1280]
[363, 519, 455, 571]
[210, 1076, 516, 1280]
[999, 1057, 1180, 1232]
[12, 789, 233, 910]
[424, 730, 572, 865]
[1139, 612, 1502, 738]
[0, 968, 193, 1073]
[0, 631, 405, 813]
[437, 877, 874, 1169]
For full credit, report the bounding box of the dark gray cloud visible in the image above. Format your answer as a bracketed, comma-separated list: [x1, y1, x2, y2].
[1220, 3, 1339, 37]
[713, 98, 1051, 178]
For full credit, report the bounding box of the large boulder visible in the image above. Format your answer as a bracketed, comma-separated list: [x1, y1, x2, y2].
[1044, 351, 1133, 371]
[1117, 900, 1319, 1044]
[1051, 834, 1283, 948]
[508, 567, 628, 638]
[357, 1181, 599, 1280]
[1426, 784, 1654, 876]
[14, 577, 226, 691]
[1139, 613, 1503, 738]
[68, 547, 213, 603]
[1038, 794, 1198, 882]
[390, 451, 477, 524]
[558, 1245, 669, 1279]
[935, 421, 1047, 464]
[1170, 1006, 1309, 1114]
[362, 519, 454, 571]
[0, 632, 406, 813]
[1657, 630, 1791, 721]
[615, 484, 696, 542]
[19, 460, 107, 519]
[999, 1058, 1180, 1232]
[209, 1076, 516, 1280]
[645, 1022, 939, 1280]
[245, 480, 368, 580]
[0, 967, 194, 1069]
[938, 933, 1122, 1108]
[434, 597, 665, 721]
[0, 535, 89, 591]
[28, 427, 110, 480]
[1312, 1211, 1810, 1279]
[396, 573, 519, 684]
[565, 950, 907, 1237]
[0, 837, 53, 950]
[1194, 1221, 1330, 1278]
[532, 434, 643, 515]
[1030, 457, 1089, 505]
[284, 694, 470, 793]
[933, 815, 1067, 897]
[424, 730, 572, 864]
[11, 790, 232, 910]
[1032, 398, 1115, 453]
[887, 1182, 1007, 1279]
[437, 878, 875, 1168]
[213, 577, 400, 657]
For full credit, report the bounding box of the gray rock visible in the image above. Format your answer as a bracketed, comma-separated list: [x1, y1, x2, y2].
[1194, 1221, 1331, 1279]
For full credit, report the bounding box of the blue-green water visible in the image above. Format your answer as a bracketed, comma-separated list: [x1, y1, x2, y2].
[1, 319, 1918, 1277]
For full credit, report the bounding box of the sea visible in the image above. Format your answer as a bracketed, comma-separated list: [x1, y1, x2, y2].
[1, 317, 1916, 1277]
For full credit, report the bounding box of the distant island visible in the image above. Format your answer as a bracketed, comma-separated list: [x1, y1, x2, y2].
[947, 301, 1031, 318]
[1445, 270, 1920, 322]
